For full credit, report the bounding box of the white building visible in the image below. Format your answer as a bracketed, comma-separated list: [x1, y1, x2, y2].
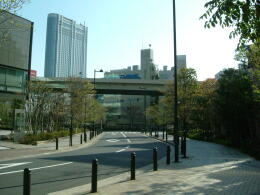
[44, 13, 88, 78]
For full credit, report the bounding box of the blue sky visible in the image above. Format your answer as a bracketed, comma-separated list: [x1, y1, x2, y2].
[18, 0, 239, 80]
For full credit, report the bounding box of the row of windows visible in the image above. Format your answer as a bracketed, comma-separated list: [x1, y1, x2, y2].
[0, 66, 27, 93]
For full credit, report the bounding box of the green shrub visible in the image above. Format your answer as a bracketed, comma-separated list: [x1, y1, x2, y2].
[19, 129, 88, 145]
[187, 129, 206, 140]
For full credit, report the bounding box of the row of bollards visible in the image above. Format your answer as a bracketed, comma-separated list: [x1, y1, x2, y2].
[146, 130, 187, 159]
[55, 129, 103, 150]
[22, 144, 171, 194]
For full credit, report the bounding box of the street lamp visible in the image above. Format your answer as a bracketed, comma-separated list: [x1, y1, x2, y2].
[94, 69, 103, 89]
[173, 0, 179, 162]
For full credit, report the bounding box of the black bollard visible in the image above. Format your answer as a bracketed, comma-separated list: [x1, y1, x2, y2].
[183, 131, 187, 158]
[55, 137, 58, 150]
[167, 145, 171, 165]
[91, 159, 98, 193]
[181, 136, 184, 155]
[84, 131, 87, 142]
[80, 134, 83, 144]
[23, 168, 31, 195]
[174, 136, 179, 162]
[163, 130, 165, 140]
[153, 147, 158, 171]
[131, 152, 136, 180]
[69, 130, 73, 147]
[166, 132, 168, 141]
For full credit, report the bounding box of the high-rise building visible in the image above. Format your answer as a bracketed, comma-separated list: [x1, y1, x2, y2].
[44, 13, 88, 78]
[140, 48, 158, 79]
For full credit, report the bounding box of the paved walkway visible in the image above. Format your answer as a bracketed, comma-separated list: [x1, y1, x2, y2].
[0, 131, 100, 161]
[50, 135, 260, 195]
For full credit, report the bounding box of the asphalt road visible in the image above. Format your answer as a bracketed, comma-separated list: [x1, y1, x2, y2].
[0, 131, 167, 195]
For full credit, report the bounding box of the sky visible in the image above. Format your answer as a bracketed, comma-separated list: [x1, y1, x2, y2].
[18, 0, 240, 81]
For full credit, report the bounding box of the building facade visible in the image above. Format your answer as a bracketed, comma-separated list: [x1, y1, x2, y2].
[158, 55, 187, 80]
[0, 11, 33, 130]
[141, 48, 158, 79]
[44, 13, 88, 78]
[0, 11, 33, 99]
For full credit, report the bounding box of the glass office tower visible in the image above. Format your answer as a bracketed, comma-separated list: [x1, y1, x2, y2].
[44, 13, 88, 78]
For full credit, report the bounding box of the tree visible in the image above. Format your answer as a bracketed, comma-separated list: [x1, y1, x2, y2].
[0, 101, 12, 128]
[25, 81, 53, 134]
[215, 68, 255, 147]
[234, 40, 260, 152]
[193, 78, 219, 138]
[177, 68, 198, 130]
[122, 99, 143, 130]
[66, 78, 95, 131]
[200, 0, 260, 47]
[146, 68, 198, 132]
[0, 0, 28, 13]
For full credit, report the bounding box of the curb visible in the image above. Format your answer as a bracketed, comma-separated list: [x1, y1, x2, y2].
[0, 132, 104, 162]
[48, 133, 175, 195]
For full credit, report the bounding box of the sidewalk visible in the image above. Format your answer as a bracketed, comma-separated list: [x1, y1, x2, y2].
[50, 135, 260, 195]
[0, 131, 102, 161]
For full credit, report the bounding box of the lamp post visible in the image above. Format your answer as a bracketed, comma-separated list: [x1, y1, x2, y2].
[173, 0, 179, 162]
[94, 69, 103, 89]
[93, 69, 103, 133]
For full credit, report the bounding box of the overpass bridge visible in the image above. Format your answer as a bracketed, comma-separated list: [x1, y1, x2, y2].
[33, 77, 170, 96]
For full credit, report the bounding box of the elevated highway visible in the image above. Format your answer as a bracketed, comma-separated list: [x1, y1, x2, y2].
[33, 77, 170, 96]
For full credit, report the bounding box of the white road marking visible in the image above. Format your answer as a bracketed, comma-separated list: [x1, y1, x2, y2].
[0, 162, 31, 170]
[0, 146, 10, 150]
[0, 162, 73, 176]
[120, 132, 127, 138]
[116, 148, 126, 153]
[121, 132, 132, 143]
[106, 139, 120, 143]
[116, 146, 130, 153]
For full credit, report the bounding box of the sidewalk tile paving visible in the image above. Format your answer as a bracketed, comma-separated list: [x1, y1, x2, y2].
[50, 134, 260, 195]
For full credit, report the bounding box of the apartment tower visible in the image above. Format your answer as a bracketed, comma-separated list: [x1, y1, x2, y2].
[44, 13, 88, 78]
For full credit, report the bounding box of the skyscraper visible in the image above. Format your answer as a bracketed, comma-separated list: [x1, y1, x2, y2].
[44, 13, 88, 78]
[140, 48, 158, 79]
